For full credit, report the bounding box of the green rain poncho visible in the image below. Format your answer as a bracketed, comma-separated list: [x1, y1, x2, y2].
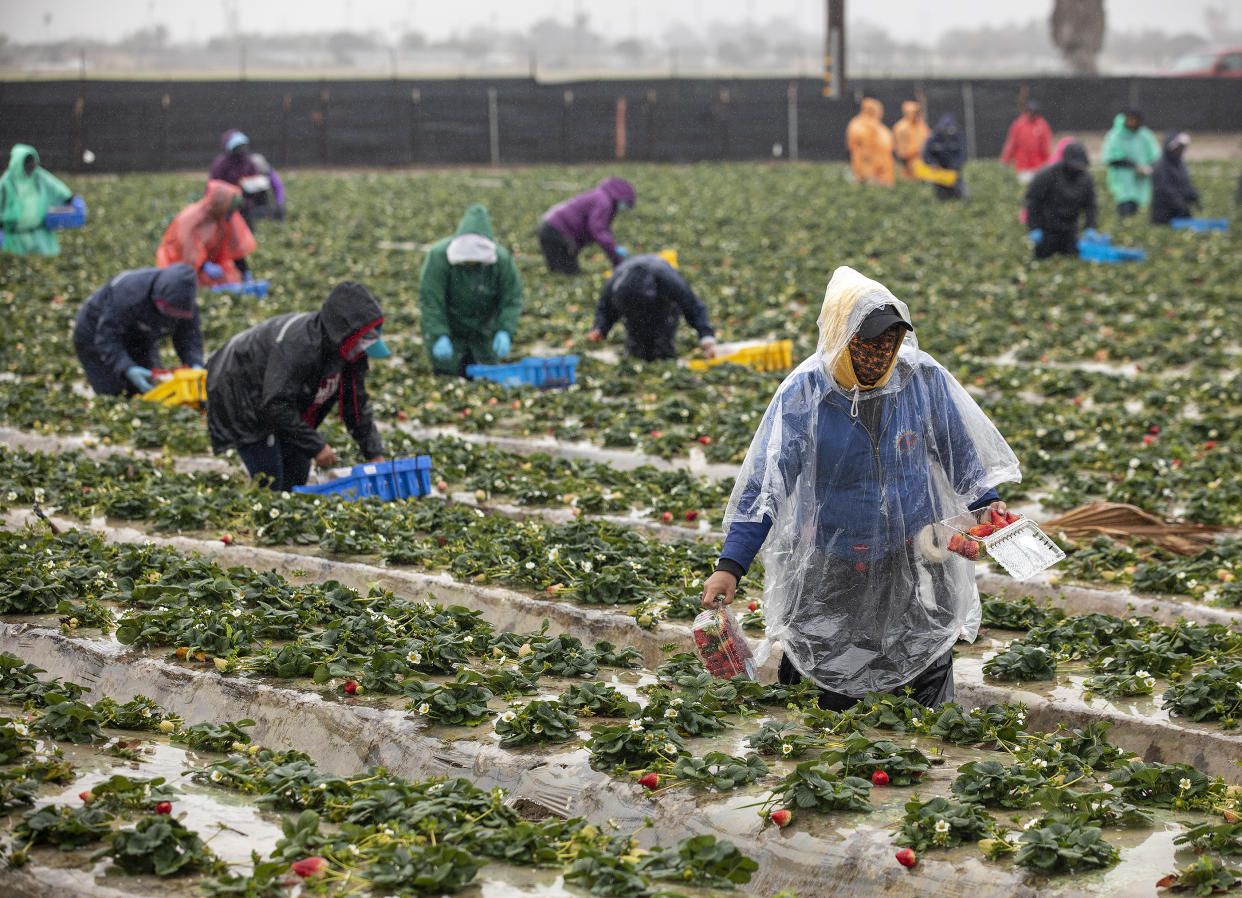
[419, 204, 523, 375]
[0, 144, 73, 256]
[1101, 114, 1161, 209]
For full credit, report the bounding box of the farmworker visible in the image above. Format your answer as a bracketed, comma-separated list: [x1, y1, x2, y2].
[157, 180, 257, 287]
[420, 203, 523, 377]
[700, 266, 1020, 710]
[1019, 136, 1078, 225]
[1150, 131, 1200, 225]
[1024, 141, 1099, 259]
[72, 263, 203, 397]
[586, 251, 718, 361]
[1101, 109, 1160, 218]
[208, 130, 286, 227]
[922, 115, 969, 200]
[845, 98, 895, 186]
[206, 281, 389, 491]
[892, 101, 930, 181]
[537, 177, 636, 274]
[0, 143, 77, 256]
[1000, 100, 1053, 183]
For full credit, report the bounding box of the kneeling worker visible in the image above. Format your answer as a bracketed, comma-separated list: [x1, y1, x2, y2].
[587, 252, 718, 361]
[206, 281, 390, 491]
[73, 263, 203, 396]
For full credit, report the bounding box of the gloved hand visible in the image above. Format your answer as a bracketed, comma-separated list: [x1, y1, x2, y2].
[432, 335, 453, 361]
[202, 261, 224, 280]
[492, 330, 511, 359]
[242, 270, 255, 283]
[614, 245, 629, 260]
[70, 195, 86, 212]
[1027, 229, 1043, 245]
[187, 364, 205, 371]
[1083, 228, 1100, 241]
[126, 366, 154, 393]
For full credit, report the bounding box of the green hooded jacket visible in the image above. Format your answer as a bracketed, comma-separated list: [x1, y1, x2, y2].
[0, 144, 73, 256]
[1101, 114, 1160, 208]
[418, 204, 523, 374]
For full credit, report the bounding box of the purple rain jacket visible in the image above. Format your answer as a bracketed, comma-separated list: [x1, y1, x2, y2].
[541, 177, 635, 265]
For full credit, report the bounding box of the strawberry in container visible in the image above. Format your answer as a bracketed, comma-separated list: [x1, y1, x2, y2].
[692, 607, 757, 680]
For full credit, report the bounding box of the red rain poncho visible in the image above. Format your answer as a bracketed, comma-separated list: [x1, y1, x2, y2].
[156, 180, 256, 286]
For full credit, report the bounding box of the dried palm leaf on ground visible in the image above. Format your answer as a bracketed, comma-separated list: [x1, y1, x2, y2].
[1042, 502, 1225, 556]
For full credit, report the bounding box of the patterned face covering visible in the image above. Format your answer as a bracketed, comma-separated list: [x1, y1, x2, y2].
[848, 326, 902, 386]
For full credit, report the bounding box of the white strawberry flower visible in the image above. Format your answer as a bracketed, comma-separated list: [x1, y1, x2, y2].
[664, 708, 678, 719]
[500, 711, 516, 722]
[1179, 778, 1191, 792]
[406, 651, 421, 665]
[628, 720, 643, 732]
[934, 819, 950, 833]
[781, 743, 794, 755]
[663, 742, 677, 754]
[418, 703, 430, 715]
[532, 724, 543, 734]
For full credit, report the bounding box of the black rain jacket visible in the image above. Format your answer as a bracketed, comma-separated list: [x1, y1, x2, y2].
[206, 281, 385, 459]
[1024, 143, 1099, 234]
[1150, 131, 1200, 225]
[73, 264, 202, 374]
[593, 254, 715, 361]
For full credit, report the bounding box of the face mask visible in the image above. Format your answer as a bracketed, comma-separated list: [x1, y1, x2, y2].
[848, 327, 902, 387]
[617, 201, 631, 211]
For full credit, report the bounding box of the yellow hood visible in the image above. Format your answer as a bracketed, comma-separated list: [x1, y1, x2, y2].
[817, 266, 914, 391]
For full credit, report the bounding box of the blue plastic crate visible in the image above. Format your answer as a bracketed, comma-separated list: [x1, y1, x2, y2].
[292, 455, 432, 501]
[1170, 217, 1229, 232]
[1078, 235, 1146, 263]
[44, 196, 87, 230]
[467, 355, 578, 389]
[211, 278, 270, 298]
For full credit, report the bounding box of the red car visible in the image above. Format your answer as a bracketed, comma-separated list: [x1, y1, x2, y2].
[1165, 47, 1242, 77]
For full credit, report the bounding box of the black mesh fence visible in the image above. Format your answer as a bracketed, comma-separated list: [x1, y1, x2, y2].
[2, 75, 1237, 175]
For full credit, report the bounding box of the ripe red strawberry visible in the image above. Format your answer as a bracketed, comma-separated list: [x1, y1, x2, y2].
[661, 511, 673, 524]
[747, 601, 758, 612]
[79, 790, 93, 803]
[638, 772, 659, 790]
[291, 856, 328, 878]
[155, 801, 172, 815]
[968, 523, 995, 538]
[895, 848, 916, 867]
[1142, 435, 1155, 445]
[220, 534, 233, 545]
[697, 436, 711, 445]
[961, 540, 980, 561]
[1223, 809, 1240, 824]
[1149, 425, 1160, 434]
[343, 680, 358, 695]
[871, 770, 889, 786]
[650, 430, 663, 438]
[685, 510, 699, 521]
[769, 808, 792, 827]
[396, 411, 409, 421]
[1205, 441, 1216, 450]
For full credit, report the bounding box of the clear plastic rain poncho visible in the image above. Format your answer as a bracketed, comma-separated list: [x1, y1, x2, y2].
[724, 267, 1021, 695]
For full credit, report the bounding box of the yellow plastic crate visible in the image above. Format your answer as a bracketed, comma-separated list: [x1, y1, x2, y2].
[689, 339, 793, 373]
[912, 159, 958, 187]
[141, 368, 207, 410]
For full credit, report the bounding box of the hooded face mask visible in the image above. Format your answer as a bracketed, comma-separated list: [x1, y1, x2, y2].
[843, 326, 903, 388]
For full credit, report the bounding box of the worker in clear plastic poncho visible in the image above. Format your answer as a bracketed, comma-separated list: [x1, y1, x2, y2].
[701, 267, 1021, 710]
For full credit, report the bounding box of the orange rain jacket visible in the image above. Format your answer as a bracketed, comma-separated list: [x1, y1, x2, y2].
[156, 180, 257, 286]
[892, 101, 931, 180]
[845, 98, 896, 186]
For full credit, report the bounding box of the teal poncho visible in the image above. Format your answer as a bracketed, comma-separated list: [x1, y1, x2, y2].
[0, 144, 73, 256]
[1101, 114, 1160, 209]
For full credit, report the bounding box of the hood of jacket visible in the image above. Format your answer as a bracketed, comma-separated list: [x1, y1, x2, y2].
[151, 264, 199, 318]
[817, 266, 914, 393]
[453, 203, 496, 239]
[861, 98, 884, 120]
[1162, 129, 1189, 158]
[932, 114, 959, 136]
[320, 281, 385, 358]
[7, 143, 38, 180]
[204, 180, 243, 219]
[221, 129, 244, 151]
[1059, 141, 1090, 172]
[598, 177, 636, 207]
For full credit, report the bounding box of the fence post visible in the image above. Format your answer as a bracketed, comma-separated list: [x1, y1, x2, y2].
[961, 81, 977, 162]
[615, 97, 627, 160]
[488, 87, 500, 166]
[787, 81, 799, 161]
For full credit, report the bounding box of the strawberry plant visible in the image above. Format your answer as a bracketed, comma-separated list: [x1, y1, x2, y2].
[172, 718, 255, 753]
[1156, 855, 1242, 896]
[1174, 819, 1242, 855]
[82, 774, 176, 814]
[896, 795, 996, 851]
[1030, 788, 1154, 829]
[92, 815, 225, 876]
[745, 720, 827, 759]
[558, 682, 641, 718]
[0, 718, 36, 763]
[586, 721, 687, 772]
[13, 804, 115, 852]
[635, 834, 758, 888]
[950, 759, 1047, 809]
[982, 642, 1057, 681]
[818, 735, 933, 786]
[30, 694, 104, 743]
[767, 762, 873, 814]
[405, 673, 495, 726]
[1163, 663, 1242, 728]
[1012, 821, 1119, 873]
[1105, 761, 1220, 810]
[668, 752, 768, 791]
[493, 700, 580, 747]
[981, 595, 1066, 630]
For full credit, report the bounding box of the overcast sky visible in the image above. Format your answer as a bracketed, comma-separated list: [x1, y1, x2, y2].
[1, 0, 1220, 45]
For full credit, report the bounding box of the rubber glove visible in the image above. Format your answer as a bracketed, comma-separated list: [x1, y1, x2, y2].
[1083, 228, 1100, 241]
[432, 335, 453, 361]
[492, 330, 511, 359]
[1027, 229, 1043, 245]
[202, 261, 224, 279]
[242, 270, 255, 283]
[126, 366, 154, 393]
[70, 195, 86, 212]
[615, 245, 629, 259]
